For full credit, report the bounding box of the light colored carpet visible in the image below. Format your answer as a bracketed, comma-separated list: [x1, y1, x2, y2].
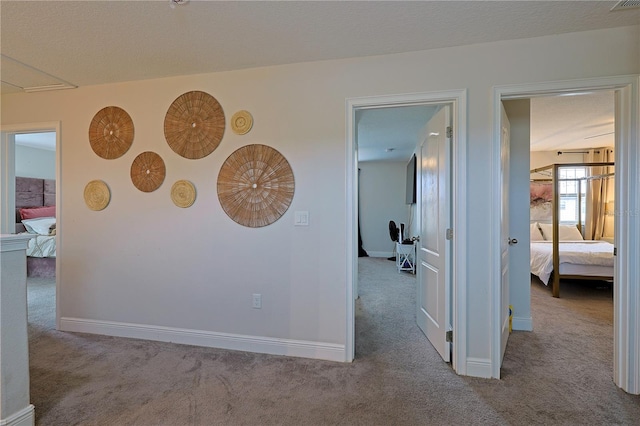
[26, 260, 640, 425]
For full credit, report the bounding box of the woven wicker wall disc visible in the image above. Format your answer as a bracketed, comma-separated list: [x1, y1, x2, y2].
[164, 91, 225, 159]
[231, 110, 253, 135]
[130, 151, 166, 193]
[171, 180, 196, 208]
[217, 144, 295, 228]
[89, 106, 134, 159]
[84, 180, 110, 211]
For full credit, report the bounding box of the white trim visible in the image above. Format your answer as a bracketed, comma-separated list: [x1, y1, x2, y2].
[511, 317, 533, 332]
[365, 251, 394, 258]
[465, 357, 493, 379]
[346, 90, 468, 374]
[0, 122, 61, 331]
[491, 75, 639, 392]
[59, 317, 345, 362]
[0, 404, 35, 426]
[0, 234, 34, 252]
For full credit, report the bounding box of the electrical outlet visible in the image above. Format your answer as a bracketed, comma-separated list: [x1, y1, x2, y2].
[252, 293, 262, 309]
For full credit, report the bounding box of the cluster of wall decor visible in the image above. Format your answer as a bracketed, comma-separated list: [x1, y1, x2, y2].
[85, 90, 294, 227]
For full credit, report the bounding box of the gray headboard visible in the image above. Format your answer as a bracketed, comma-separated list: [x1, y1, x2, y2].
[15, 176, 55, 233]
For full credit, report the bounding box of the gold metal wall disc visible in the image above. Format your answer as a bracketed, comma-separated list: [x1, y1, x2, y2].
[164, 91, 225, 159]
[230, 110, 253, 135]
[130, 151, 166, 192]
[84, 180, 111, 211]
[171, 180, 196, 208]
[89, 106, 134, 159]
[217, 144, 295, 228]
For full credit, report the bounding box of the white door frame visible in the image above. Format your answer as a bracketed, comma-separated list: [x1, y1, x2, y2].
[490, 75, 640, 392]
[346, 89, 468, 374]
[0, 121, 61, 329]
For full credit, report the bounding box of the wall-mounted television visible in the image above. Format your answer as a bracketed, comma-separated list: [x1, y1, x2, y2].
[405, 154, 416, 205]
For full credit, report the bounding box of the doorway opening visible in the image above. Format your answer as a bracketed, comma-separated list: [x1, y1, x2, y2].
[492, 76, 639, 393]
[346, 90, 468, 375]
[1, 122, 61, 329]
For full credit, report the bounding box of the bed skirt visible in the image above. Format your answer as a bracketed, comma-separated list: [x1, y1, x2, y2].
[27, 257, 55, 278]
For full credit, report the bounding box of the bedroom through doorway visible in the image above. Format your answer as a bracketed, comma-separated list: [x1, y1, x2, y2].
[502, 87, 620, 384]
[2, 124, 60, 329]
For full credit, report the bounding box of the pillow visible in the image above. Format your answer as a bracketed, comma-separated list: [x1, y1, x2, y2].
[538, 223, 584, 241]
[530, 222, 544, 241]
[21, 217, 56, 235]
[20, 205, 56, 220]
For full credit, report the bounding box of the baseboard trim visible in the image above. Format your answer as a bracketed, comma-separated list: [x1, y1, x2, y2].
[466, 357, 493, 378]
[59, 317, 345, 362]
[365, 251, 393, 258]
[0, 405, 34, 426]
[512, 316, 533, 331]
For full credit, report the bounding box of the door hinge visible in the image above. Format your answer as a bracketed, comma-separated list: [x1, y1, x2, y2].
[446, 228, 453, 240]
[614, 247, 617, 256]
[446, 126, 453, 138]
[446, 330, 453, 342]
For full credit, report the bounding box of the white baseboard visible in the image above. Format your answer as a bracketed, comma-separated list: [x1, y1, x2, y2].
[0, 405, 34, 426]
[365, 251, 393, 258]
[59, 317, 345, 362]
[465, 357, 493, 378]
[512, 316, 533, 331]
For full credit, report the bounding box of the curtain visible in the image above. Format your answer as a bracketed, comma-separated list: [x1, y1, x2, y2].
[584, 147, 614, 240]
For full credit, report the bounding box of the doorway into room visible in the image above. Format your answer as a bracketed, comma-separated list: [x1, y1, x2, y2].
[494, 76, 638, 393]
[346, 90, 468, 375]
[1, 123, 60, 329]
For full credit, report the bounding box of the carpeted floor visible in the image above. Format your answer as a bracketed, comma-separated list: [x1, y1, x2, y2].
[26, 259, 640, 425]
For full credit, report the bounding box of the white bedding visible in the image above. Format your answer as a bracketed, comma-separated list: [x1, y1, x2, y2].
[22, 233, 57, 258]
[530, 240, 614, 285]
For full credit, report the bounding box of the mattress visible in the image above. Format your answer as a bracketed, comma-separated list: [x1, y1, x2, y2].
[530, 240, 614, 285]
[22, 233, 57, 258]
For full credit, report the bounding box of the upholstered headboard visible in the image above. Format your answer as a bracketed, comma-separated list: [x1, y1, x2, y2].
[15, 176, 55, 233]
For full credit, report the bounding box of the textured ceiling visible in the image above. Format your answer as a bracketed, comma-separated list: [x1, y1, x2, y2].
[1, 1, 638, 93]
[2, 1, 633, 160]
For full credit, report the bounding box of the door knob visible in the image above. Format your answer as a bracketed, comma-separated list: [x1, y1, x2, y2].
[508, 238, 518, 245]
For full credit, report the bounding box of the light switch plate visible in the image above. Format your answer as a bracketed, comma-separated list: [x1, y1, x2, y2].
[294, 211, 309, 226]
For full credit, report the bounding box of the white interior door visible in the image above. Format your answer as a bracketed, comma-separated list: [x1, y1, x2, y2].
[417, 105, 451, 362]
[500, 103, 512, 362]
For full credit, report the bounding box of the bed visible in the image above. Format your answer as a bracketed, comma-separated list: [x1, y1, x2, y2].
[15, 176, 56, 278]
[530, 227, 614, 287]
[530, 161, 615, 297]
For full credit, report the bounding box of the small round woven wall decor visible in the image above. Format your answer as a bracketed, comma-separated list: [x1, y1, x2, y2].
[164, 91, 225, 159]
[171, 180, 196, 208]
[230, 110, 253, 135]
[84, 180, 111, 211]
[130, 151, 166, 193]
[217, 144, 295, 228]
[89, 106, 134, 159]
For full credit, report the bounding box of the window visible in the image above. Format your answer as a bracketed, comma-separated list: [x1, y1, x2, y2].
[558, 167, 586, 224]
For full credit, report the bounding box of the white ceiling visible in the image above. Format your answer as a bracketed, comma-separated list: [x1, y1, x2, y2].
[2, 1, 634, 159]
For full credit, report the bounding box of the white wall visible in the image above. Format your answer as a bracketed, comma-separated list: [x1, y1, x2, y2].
[15, 145, 55, 179]
[359, 161, 410, 257]
[531, 150, 584, 171]
[1, 25, 638, 366]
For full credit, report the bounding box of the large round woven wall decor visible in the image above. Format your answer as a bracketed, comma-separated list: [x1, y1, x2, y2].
[164, 91, 225, 159]
[84, 180, 111, 211]
[130, 151, 166, 193]
[89, 106, 134, 159]
[171, 180, 196, 208]
[217, 144, 295, 228]
[230, 110, 253, 135]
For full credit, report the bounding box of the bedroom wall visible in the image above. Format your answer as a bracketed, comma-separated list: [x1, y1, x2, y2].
[358, 161, 410, 257]
[1, 25, 638, 368]
[15, 144, 55, 179]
